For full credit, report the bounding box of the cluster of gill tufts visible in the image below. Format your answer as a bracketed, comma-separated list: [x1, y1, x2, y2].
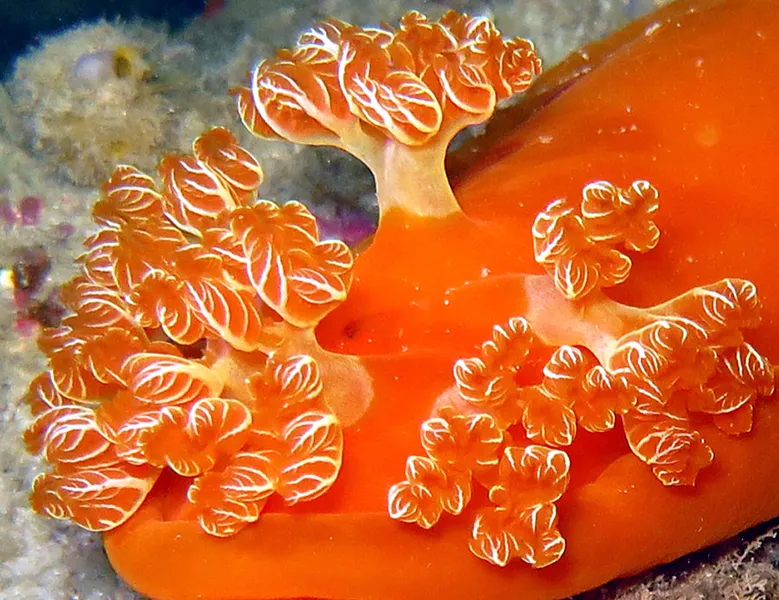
[232, 10, 542, 219]
[388, 180, 774, 567]
[23, 126, 370, 536]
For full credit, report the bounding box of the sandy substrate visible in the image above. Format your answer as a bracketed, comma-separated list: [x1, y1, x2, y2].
[1, 1, 777, 599]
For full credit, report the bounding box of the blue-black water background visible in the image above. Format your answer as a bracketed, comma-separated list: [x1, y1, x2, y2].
[0, 0, 205, 77]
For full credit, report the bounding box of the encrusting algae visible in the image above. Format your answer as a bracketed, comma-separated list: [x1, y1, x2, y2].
[19, 1, 779, 599]
[8, 21, 170, 186]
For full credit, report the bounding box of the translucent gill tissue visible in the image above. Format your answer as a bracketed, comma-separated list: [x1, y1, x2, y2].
[21, 2, 779, 599]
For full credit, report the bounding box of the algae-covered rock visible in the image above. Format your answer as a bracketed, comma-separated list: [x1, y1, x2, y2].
[7, 21, 173, 186]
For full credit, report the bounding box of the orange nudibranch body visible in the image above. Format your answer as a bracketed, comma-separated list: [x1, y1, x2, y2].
[82, 0, 779, 599]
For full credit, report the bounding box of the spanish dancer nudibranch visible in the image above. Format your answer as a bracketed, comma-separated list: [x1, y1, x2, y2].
[21, 0, 779, 598]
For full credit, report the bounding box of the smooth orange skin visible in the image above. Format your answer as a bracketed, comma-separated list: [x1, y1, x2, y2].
[104, 1, 779, 599]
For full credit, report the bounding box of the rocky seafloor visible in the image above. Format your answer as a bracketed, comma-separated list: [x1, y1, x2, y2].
[1, 1, 778, 599]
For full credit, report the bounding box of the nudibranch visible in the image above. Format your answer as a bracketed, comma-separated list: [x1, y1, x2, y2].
[21, 1, 779, 599]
